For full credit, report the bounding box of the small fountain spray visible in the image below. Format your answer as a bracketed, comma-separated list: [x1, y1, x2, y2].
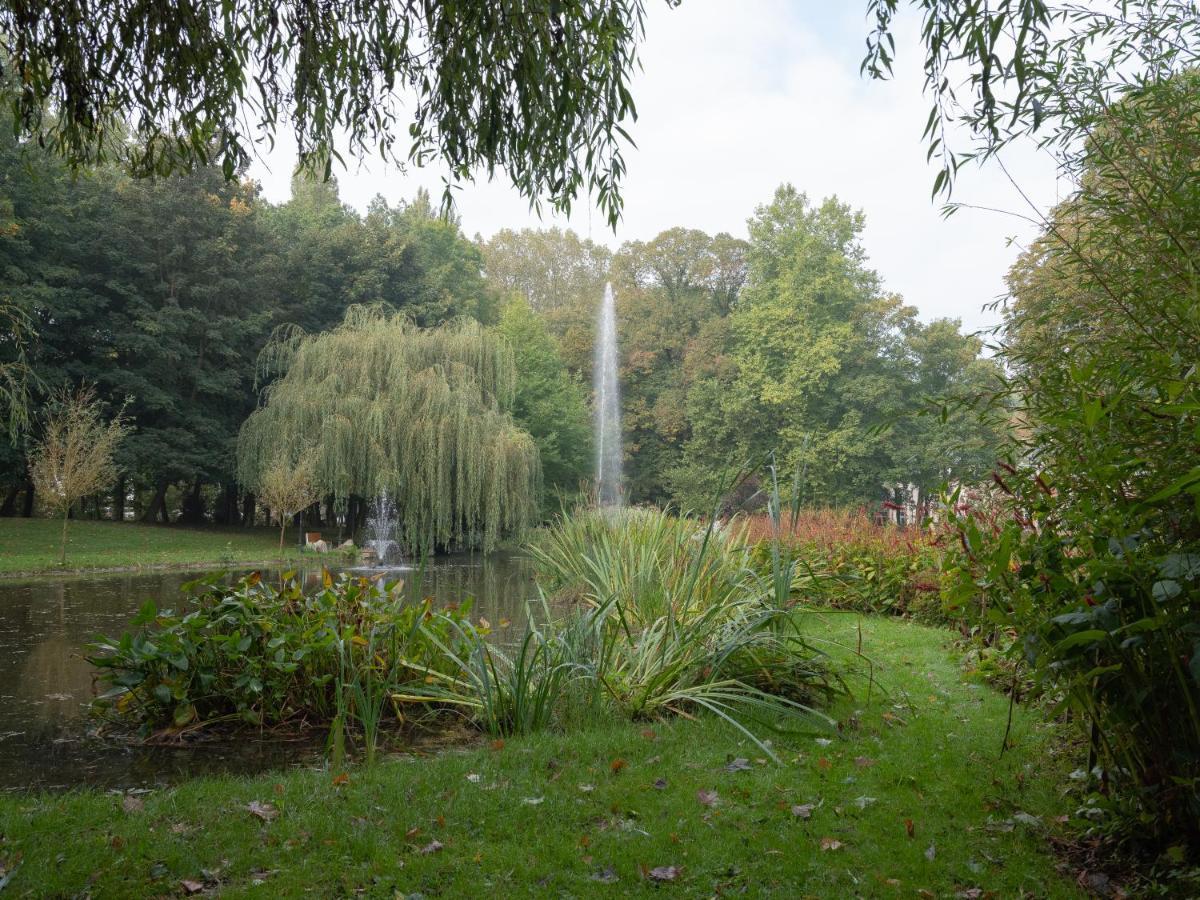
[594, 282, 623, 506]
[364, 490, 400, 567]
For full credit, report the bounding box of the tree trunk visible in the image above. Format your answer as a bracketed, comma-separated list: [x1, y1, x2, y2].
[242, 492, 256, 527]
[21, 479, 34, 517]
[180, 478, 206, 524]
[0, 483, 18, 517]
[60, 506, 70, 566]
[215, 482, 240, 525]
[141, 480, 170, 524]
[112, 476, 126, 522]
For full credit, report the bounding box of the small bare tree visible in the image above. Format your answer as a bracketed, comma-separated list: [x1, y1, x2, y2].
[29, 387, 129, 566]
[257, 450, 320, 553]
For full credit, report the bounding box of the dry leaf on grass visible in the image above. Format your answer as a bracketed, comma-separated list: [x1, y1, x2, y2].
[245, 801, 278, 822]
[647, 865, 680, 882]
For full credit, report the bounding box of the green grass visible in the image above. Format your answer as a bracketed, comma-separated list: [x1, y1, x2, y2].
[0, 518, 315, 574]
[0, 617, 1082, 897]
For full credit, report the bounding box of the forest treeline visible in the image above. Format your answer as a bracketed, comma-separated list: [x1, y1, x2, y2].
[0, 133, 1001, 525]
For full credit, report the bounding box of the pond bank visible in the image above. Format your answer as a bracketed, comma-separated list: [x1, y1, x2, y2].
[0, 519, 318, 577]
[0, 617, 1084, 898]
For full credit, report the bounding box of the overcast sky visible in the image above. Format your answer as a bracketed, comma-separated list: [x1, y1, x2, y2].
[248, 0, 1062, 336]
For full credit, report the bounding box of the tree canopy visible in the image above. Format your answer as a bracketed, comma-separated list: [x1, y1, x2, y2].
[237, 307, 540, 553]
[0, 0, 669, 225]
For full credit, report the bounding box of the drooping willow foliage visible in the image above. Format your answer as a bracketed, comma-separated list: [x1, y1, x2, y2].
[238, 306, 540, 552]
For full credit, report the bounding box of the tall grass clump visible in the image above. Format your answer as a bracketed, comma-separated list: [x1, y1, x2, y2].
[523, 505, 845, 757]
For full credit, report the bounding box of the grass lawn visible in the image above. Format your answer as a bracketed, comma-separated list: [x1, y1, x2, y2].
[0, 518, 317, 575]
[0, 617, 1082, 897]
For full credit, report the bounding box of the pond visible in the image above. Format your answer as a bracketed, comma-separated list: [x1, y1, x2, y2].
[0, 555, 537, 791]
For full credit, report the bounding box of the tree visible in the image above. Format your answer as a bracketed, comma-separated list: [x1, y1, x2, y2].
[256, 450, 320, 552]
[28, 387, 128, 565]
[0, 0, 666, 225]
[0, 300, 31, 440]
[671, 186, 1000, 511]
[609, 229, 747, 504]
[496, 298, 591, 501]
[238, 307, 540, 553]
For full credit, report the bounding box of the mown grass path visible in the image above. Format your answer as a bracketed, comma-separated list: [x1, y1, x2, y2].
[0, 617, 1080, 897]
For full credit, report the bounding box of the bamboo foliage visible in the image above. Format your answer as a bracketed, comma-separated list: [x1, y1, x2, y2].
[238, 306, 540, 552]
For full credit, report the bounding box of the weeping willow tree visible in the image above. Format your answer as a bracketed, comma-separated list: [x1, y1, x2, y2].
[238, 306, 541, 553]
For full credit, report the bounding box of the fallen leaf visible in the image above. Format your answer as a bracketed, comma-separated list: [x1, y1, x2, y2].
[490, 739, 505, 752]
[405, 826, 421, 839]
[465, 773, 481, 783]
[110, 835, 125, 850]
[122, 795, 144, 814]
[819, 837, 843, 851]
[925, 843, 936, 862]
[648, 865, 680, 882]
[1012, 811, 1043, 829]
[956, 889, 984, 899]
[653, 778, 668, 790]
[640, 729, 657, 741]
[245, 801, 278, 823]
[331, 773, 349, 787]
[591, 866, 620, 884]
[855, 756, 877, 768]
[419, 840, 444, 855]
[815, 738, 833, 747]
[853, 796, 877, 810]
[791, 804, 814, 819]
[579, 783, 595, 793]
[817, 758, 832, 771]
[522, 796, 544, 806]
[724, 757, 752, 773]
[610, 758, 627, 774]
[181, 879, 205, 894]
[697, 789, 719, 808]
[273, 783, 284, 795]
[904, 818, 915, 838]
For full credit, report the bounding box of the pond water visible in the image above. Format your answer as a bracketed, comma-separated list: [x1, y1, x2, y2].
[0, 555, 537, 791]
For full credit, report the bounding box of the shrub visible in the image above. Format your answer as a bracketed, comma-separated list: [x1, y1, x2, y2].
[740, 508, 944, 621]
[939, 74, 1200, 852]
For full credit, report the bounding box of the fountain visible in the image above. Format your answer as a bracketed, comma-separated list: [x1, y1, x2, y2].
[363, 490, 401, 566]
[594, 282, 623, 506]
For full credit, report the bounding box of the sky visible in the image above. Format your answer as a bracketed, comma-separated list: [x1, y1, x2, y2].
[248, 0, 1063, 336]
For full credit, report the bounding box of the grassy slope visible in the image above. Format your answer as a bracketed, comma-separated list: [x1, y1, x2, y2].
[0, 617, 1081, 898]
[0, 518, 314, 574]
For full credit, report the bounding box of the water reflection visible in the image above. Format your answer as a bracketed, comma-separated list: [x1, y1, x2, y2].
[0, 555, 536, 791]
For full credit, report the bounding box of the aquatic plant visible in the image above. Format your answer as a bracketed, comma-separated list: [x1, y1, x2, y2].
[88, 570, 474, 741]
